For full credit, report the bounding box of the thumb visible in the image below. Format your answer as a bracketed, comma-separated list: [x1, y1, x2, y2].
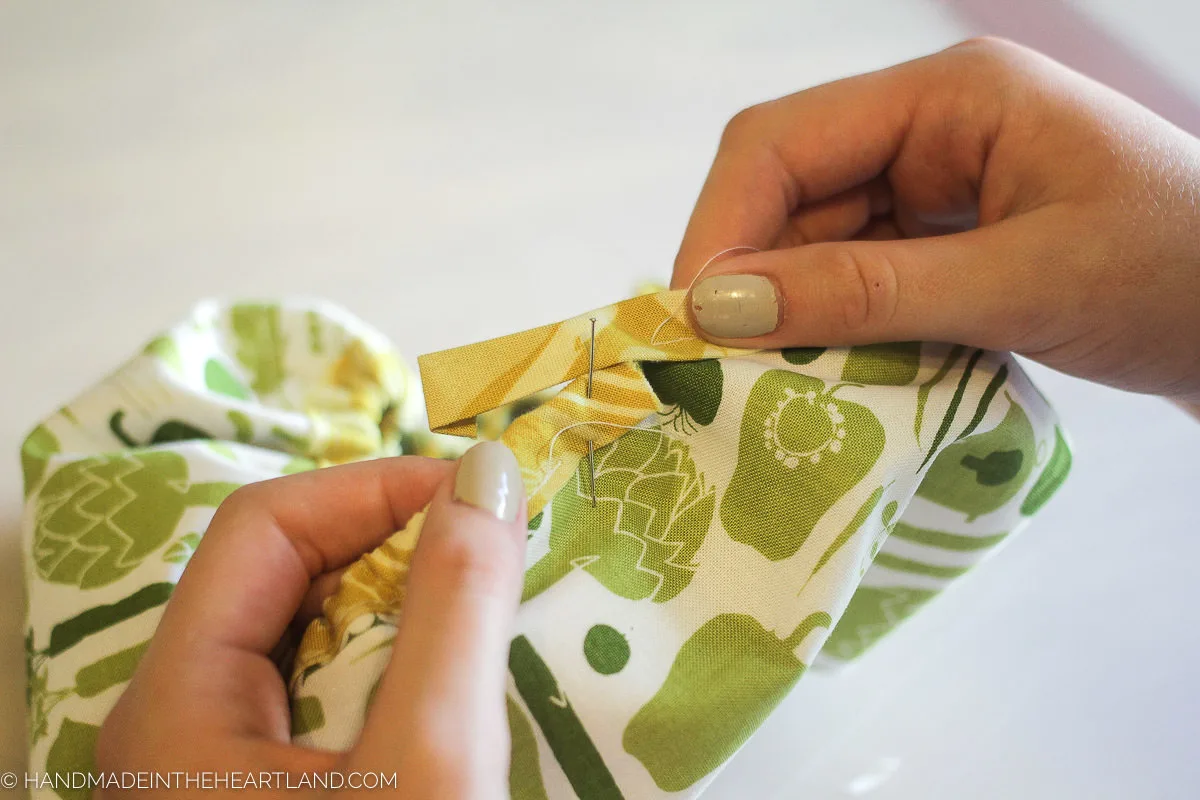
[350, 441, 526, 791]
[686, 217, 1069, 353]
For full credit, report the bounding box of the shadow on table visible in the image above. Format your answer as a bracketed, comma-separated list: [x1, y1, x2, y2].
[0, 513, 28, 776]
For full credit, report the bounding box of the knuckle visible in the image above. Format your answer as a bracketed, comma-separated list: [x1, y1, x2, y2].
[720, 103, 770, 146]
[830, 247, 900, 335]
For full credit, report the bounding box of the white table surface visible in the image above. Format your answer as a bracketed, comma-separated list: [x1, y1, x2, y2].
[2, 3, 1198, 798]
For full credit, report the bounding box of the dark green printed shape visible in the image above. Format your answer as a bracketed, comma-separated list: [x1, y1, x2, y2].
[46, 718, 100, 800]
[782, 347, 825, 365]
[109, 410, 213, 447]
[75, 640, 149, 698]
[624, 611, 831, 791]
[507, 695, 550, 800]
[231, 303, 287, 396]
[291, 695, 326, 737]
[841, 342, 921, 386]
[953, 363, 1009, 443]
[1021, 426, 1072, 516]
[21, 424, 60, 497]
[811, 486, 884, 577]
[914, 344, 966, 440]
[523, 429, 714, 603]
[204, 358, 252, 400]
[509, 635, 623, 800]
[227, 409, 255, 443]
[919, 348, 985, 470]
[822, 586, 936, 660]
[33, 452, 239, 588]
[720, 371, 885, 561]
[642, 359, 723, 429]
[46, 582, 173, 656]
[584, 625, 631, 675]
[917, 396, 1035, 520]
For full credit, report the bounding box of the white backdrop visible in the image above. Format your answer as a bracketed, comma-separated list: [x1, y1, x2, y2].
[2, 3, 1198, 797]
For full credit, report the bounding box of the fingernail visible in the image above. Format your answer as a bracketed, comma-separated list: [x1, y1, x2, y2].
[454, 441, 523, 522]
[691, 275, 780, 338]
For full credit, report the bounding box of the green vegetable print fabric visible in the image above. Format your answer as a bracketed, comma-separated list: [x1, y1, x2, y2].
[23, 300, 1070, 800]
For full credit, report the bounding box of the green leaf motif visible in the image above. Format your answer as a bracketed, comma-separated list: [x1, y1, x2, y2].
[523, 429, 715, 603]
[45, 583, 174, 657]
[33, 452, 236, 588]
[230, 303, 287, 396]
[75, 639, 150, 698]
[162, 532, 203, 564]
[721, 370, 885, 561]
[624, 611, 830, 791]
[46, 718, 101, 800]
[642, 359, 723, 429]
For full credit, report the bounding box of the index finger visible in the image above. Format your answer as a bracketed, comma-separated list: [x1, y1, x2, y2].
[671, 56, 919, 287]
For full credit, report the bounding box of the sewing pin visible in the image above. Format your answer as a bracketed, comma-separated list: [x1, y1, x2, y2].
[587, 317, 597, 508]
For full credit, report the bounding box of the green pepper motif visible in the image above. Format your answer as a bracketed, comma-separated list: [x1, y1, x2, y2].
[46, 718, 100, 800]
[720, 370, 885, 561]
[523, 429, 715, 603]
[624, 611, 831, 791]
[642, 359, 723, 432]
[841, 342, 921, 385]
[821, 586, 936, 660]
[916, 395, 1035, 520]
[1021, 426, 1072, 516]
[230, 303, 287, 396]
[32, 452, 239, 588]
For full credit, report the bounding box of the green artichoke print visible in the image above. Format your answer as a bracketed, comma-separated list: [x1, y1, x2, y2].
[916, 395, 1035, 520]
[624, 611, 831, 791]
[523, 429, 715, 603]
[642, 359, 723, 432]
[32, 452, 239, 588]
[721, 371, 885, 561]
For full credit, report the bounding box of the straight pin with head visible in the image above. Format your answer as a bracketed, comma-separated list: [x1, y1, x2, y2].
[587, 317, 597, 507]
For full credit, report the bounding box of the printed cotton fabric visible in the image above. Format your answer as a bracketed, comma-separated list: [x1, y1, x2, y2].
[20, 294, 1071, 800]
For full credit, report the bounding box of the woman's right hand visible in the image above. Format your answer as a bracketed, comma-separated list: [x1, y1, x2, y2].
[673, 38, 1200, 402]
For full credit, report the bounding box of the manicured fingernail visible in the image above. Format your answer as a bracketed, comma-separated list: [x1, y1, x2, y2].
[691, 275, 780, 338]
[454, 441, 523, 522]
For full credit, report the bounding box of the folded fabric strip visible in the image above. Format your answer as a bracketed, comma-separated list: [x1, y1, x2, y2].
[293, 291, 1071, 797]
[19, 295, 1071, 800]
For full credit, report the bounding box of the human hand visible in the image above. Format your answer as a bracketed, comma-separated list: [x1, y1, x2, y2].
[96, 442, 526, 799]
[674, 38, 1200, 402]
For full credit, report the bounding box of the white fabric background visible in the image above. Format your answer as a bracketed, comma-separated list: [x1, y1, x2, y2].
[2, 3, 1198, 797]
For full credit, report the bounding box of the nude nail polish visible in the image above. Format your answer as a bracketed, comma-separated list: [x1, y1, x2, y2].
[691, 275, 781, 339]
[453, 441, 523, 522]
